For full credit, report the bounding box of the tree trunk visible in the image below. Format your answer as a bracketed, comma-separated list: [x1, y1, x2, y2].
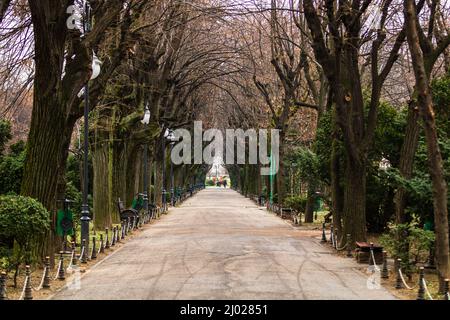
[394, 102, 421, 224]
[405, 0, 450, 291]
[92, 141, 113, 229]
[304, 185, 315, 223]
[276, 130, 286, 206]
[154, 159, 162, 207]
[342, 159, 367, 244]
[330, 132, 343, 237]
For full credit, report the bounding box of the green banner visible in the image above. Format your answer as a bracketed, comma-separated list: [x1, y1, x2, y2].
[56, 209, 74, 236]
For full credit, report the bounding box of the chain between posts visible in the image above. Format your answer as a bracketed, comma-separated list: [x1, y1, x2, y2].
[422, 277, 434, 300]
[397, 268, 415, 290]
[18, 275, 28, 300]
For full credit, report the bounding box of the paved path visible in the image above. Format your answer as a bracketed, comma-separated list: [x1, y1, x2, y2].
[52, 188, 395, 300]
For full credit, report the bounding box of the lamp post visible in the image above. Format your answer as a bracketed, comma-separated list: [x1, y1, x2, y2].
[165, 129, 178, 206]
[141, 104, 151, 218]
[162, 128, 170, 211]
[79, 2, 102, 255]
[80, 2, 94, 255]
[170, 141, 175, 206]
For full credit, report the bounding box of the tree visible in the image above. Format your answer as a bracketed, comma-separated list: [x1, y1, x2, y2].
[19, 0, 146, 254]
[404, 0, 449, 292]
[303, 0, 410, 243]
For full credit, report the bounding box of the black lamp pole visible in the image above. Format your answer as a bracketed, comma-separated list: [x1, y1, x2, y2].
[143, 144, 148, 215]
[161, 134, 166, 211]
[170, 141, 175, 206]
[80, 2, 91, 254]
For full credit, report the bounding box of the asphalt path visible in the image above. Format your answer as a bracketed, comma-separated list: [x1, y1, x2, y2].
[52, 188, 395, 300]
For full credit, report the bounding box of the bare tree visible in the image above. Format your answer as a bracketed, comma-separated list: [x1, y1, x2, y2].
[404, 0, 449, 292]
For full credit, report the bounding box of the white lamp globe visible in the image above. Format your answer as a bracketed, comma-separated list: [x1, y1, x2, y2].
[90, 52, 102, 80]
[141, 106, 151, 125]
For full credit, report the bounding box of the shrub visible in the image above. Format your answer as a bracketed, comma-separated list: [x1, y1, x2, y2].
[379, 215, 434, 274]
[284, 195, 308, 213]
[0, 145, 25, 195]
[0, 195, 50, 267]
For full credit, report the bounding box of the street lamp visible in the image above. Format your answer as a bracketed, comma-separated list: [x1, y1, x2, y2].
[162, 128, 170, 211]
[80, 2, 101, 257]
[141, 104, 151, 219]
[165, 129, 178, 206]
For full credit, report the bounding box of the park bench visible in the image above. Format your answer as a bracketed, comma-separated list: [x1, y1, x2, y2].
[280, 207, 293, 220]
[117, 195, 142, 224]
[355, 242, 383, 265]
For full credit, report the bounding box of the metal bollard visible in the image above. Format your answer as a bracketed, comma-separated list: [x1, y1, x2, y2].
[346, 234, 352, 258]
[395, 258, 403, 289]
[321, 223, 327, 243]
[381, 251, 389, 279]
[43, 256, 51, 288]
[443, 279, 449, 300]
[99, 234, 105, 254]
[116, 226, 121, 243]
[111, 227, 116, 246]
[71, 243, 77, 267]
[124, 220, 129, 236]
[105, 228, 110, 249]
[58, 252, 66, 279]
[91, 236, 97, 259]
[329, 224, 334, 245]
[24, 266, 33, 300]
[369, 242, 374, 266]
[0, 271, 7, 300]
[333, 230, 338, 249]
[81, 240, 87, 263]
[417, 267, 425, 300]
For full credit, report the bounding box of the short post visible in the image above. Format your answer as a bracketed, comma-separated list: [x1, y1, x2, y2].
[116, 226, 121, 243]
[369, 242, 374, 266]
[333, 230, 338, 249]
[381, 251, 389, 279]
[346, 233, 352, 258]
[417, 267, 425, 300]
[58, 252, 66, 280]
[0, 271, 7, 300]
[24, 266, 33, 300]
[124, 220, 129, 236]
[111, 227, 116, 246]
[115, 226, 119, 243]
[329, 224, 334, 245]
[43, 256, 51, 288]
[91, 236, 97, 259]
[121, 222, 125, 239]
[395, 258, 403, 289]
[99, 234, 105, 254]
[71, 242, 77, 267]
[321, 223, 327, 243]
[81, 239, 87, 263]
[105, 228, 110, 249]
[443, 279, 449, 300]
